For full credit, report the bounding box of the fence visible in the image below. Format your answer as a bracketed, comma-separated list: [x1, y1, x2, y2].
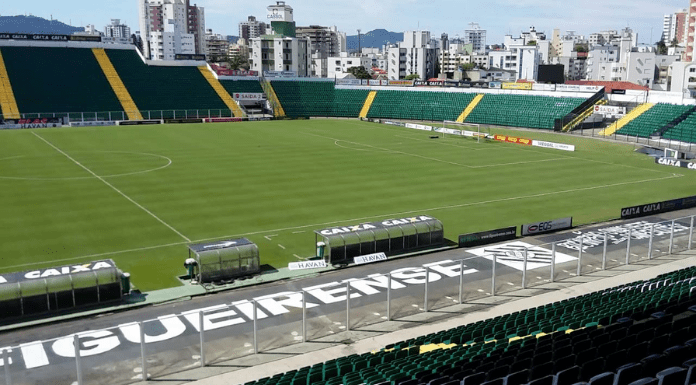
[0, 109, 240, 122]
[1, 215, 693, 385]
[568, 127, 696, 153]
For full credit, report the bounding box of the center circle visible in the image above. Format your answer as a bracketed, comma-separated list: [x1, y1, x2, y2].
[0, 151, 172, 181]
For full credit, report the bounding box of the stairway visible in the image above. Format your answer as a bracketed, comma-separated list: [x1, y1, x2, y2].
[562, 99, 607, 132]
[197, 66, 246, 118]
[456, 94, 484, 123]
[92, 48, 143, 121]
[0, 49, 20, 119]
[599, 103, 654, 136]
[259, 78, 285, 118]
[359, 91, 377, 119]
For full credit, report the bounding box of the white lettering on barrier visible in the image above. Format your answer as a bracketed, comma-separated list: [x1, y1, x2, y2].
[288, 260, 327, 270]
[118, 316, 187, 343]
[52, 331, 121, 358]
[6, 259, 482, 370]
[354, 252, 387, 265]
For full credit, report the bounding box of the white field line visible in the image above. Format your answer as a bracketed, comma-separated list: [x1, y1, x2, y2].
[326, 132, 573, 169]
[31, 132, 191, 242]
[6, 171, 682, 272]
[305, 132, 475, 168]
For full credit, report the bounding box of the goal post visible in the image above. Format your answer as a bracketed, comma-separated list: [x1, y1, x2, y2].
[441, 120, 489, 143]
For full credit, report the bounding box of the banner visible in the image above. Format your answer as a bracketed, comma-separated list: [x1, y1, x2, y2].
[368, 80, 382, 86]
[502, 82, 532, 90]
[494, 134, 531, 146]
[521, 217, 573, 236]
[336, 79, 362, 85]
[405, 123, 432, 131]
[232, 93, 265, 101]
[593, 105, 626, 116]
[117, 120, 162, 126]
[353, 252, 388, 265]
[489, 82, 502, 89]
[69, 121, 117, 127]
[288, 260, 327, 270]
[164, 118, 203, 124]
[0, 260, 116, 285]
[459, 226, 517, 248]
[388, 80, 415, 87]
[655, 157, 696, 170]
[556, 84, 603, 92]
[317, 215, 436, 236]
[174, 54, 206, 61]
[0, 118, 62, 129]
[532, 140, 575, 152]
[216, 69, 258, 76]
[532, 84, 556, 91]
[0, 33, 102, 42]
[621, 195, 696, 219]
[203, 117, 243, 123]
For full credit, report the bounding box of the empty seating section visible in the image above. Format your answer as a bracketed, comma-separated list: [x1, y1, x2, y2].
[245, 267, 696, 385]
[617, 103, 695, 138]
[105, 49, 228, 118]
[1, 46, 123, 118]
[271, 80, 335, 118]
[336, 89, 371, 118]
[220, 79, 264, 94]
[662, 110, 696, 144]
[366, 91, 477, 122]
[465, 94, 584, 130]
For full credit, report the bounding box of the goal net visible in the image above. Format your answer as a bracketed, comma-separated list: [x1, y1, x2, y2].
[664, 148, 681, 159]
[441, 121, 490, 143]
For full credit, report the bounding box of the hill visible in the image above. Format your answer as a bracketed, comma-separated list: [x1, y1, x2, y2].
[346, 29, 403, 50]
[0, 15, 83, 35]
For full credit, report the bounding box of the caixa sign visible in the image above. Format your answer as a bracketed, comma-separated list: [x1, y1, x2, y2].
[521, 217, 573, 236]
[655, 157, 696, 170]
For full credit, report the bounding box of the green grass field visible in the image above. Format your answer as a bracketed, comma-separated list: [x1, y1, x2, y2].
[0, 119, 693, 291]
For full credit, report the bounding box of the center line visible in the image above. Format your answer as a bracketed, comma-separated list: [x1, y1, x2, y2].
[31, 132, 191, 242]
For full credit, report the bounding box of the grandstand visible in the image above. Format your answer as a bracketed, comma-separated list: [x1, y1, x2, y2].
[464, 94, 585, 130]
[0, 46, 124, 118]
[233, 265, 696, 385]
[616, 103, 695, 138]
[104, 49, 230, 117]
[662, 110, 696, 144]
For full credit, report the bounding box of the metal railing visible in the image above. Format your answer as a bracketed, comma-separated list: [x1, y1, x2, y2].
[1, 215, 694, 385]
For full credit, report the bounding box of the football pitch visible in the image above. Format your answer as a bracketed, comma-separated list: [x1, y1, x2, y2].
[0, 119, 692, 291]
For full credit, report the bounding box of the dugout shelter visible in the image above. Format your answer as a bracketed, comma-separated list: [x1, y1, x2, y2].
[0, 259, 127, 319]
[187, 238, 260, 283]
[315, 215, 444, 264]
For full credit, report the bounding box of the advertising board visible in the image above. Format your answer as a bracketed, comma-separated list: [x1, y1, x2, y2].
[531, 140, 575, 152]
[521, 217, 573, 236]
[502, 82, 532, 90]
[459, 226, 517, 248]
[621, 195, 696, 219]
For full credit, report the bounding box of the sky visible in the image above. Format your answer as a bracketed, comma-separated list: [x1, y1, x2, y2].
[1, 0, 690, 45]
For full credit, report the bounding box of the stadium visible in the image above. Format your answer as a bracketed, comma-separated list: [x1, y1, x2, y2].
[1, 37, 696, 385]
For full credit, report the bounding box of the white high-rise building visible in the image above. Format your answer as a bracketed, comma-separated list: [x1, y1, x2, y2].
[249, 2, 311, 76]
[138, 0, 205, 60]
[464, 23, 486, 54]
[239, 16, 269, 41]
[104, 19, 131, 44]
[387, 30, 437, 80]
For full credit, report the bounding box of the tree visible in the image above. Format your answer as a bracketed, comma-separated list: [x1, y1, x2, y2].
[670, 38, 681, 48]
[656, 40, 668, 55]
[460, 62, 476, 71]
[346, 66, 372, 79]
[527, 40, 537, 46]
[575, 44, 588, 53]
[228, 54, 250, 70]
[404, 74, 420, 80]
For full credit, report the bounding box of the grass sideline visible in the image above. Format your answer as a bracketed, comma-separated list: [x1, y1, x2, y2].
[0, 119, 692, 291]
